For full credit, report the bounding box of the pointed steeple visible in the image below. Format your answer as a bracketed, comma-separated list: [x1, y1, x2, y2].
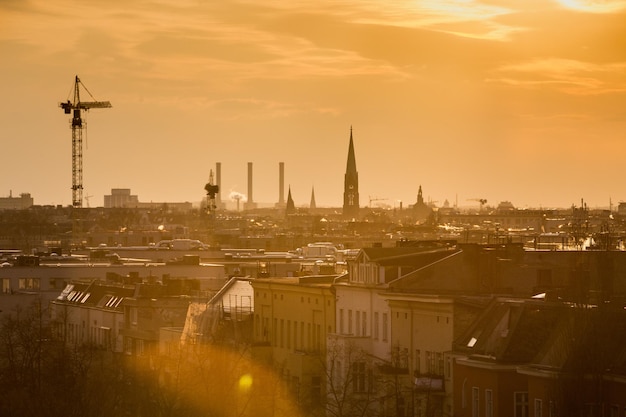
[346, 126, 357, 174]
[417, 185, 424, 205]
[310, 186, 317, 211]
[286, 186, 296, 215]
[343, 126, 360, 218]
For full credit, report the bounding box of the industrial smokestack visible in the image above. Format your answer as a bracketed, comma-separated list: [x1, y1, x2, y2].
[216, 162, 222, 208]
[247, 162, 253, 203]
[244, 162, 256, 210]
[278, 162, 285, 207]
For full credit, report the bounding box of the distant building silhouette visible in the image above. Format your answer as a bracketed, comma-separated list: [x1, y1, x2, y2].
[104, 188, 139, 208]
[103, 188, 191, 212]
[0, 191, 33, 210]
[343, 127, 360, 218]
[412, 185, 433, 222]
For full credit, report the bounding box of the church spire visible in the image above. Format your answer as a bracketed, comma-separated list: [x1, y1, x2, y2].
[346, 126, 357, 174]
[286, 186, 296, 215]
[310, 186, 317, 211]
[343, 126, 360, 218]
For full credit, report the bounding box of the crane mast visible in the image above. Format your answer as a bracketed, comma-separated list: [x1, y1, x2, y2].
[204, 169, 220, 216]
[59, 75, 111, 208]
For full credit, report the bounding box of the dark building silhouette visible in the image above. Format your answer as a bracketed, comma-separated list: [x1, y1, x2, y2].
[412, 185, 433, 222]
[343, 127, 360, 218]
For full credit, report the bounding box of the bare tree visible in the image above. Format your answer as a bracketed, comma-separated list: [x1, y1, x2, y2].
[322, 337, 381, 417]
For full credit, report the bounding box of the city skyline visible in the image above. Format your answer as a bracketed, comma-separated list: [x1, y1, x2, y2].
[1, 0, 625, 210]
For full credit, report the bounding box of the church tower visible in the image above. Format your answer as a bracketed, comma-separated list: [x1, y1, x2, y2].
[343, 127, 360, 218]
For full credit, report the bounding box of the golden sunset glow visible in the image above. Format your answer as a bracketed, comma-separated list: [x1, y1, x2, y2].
[555, 0, 626, 13]
[1, 0, 625, 209]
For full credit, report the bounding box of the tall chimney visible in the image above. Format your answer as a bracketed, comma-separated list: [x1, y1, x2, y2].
[277, 162, 285, 207]
[247, 162, 253, 203]
[244, 162, 256, 210]
[215, 162, 223, 208]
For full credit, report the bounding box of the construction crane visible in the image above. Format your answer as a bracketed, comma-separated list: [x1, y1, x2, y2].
[468, 198, 487, 212]
[60, 75, 111, 208]
[368, 195, 388, 208]
[204, 169, 219, 215]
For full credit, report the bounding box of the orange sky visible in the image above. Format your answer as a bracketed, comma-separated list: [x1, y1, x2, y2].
[1, 0, 625, 210]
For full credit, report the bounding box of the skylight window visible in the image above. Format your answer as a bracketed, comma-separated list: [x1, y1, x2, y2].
[467, 337, 477, 348]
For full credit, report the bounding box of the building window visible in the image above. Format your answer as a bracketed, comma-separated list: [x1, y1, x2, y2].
[339, 309, 344, 334]
[436, 352, 444, 375]
[18, 278, 40, 290]
[311, 376, 321, 405]
[426, 351, 443, 375]
[485, 389, 493, 417]
[307, 323, 311, 350]
[373, 312, 379, 339]
[549, 401, 556, 417]
[534, 399, 542, 417]
[1, 278, 9, 293]
[352, 361, 369, 393]
[334, 360, 342, 386]
[472, 387, 479, 417]
[415, 349, 421, 374]
[294, 321, 298, 350]
[315, 324, 321, 351]
[263, 317, 270, 342]
[382, 313, 388, 341]
[49, 278, 64, 289]
[362, 311, 367, 336]
[348, 310, 353, 335]
[356, 311, 361, 336]
[514, 392, 529, 417]
[130, 307, 138, 325]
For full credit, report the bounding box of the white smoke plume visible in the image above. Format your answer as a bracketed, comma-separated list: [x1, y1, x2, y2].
[229, 191, 247, 202]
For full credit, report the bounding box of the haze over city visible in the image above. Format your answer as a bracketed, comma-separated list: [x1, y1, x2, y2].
[1, 0, 625, 210]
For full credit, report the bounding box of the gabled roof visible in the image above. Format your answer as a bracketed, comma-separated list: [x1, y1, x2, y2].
[208, 276, 253, 306]
[357, 245, 458, 266]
